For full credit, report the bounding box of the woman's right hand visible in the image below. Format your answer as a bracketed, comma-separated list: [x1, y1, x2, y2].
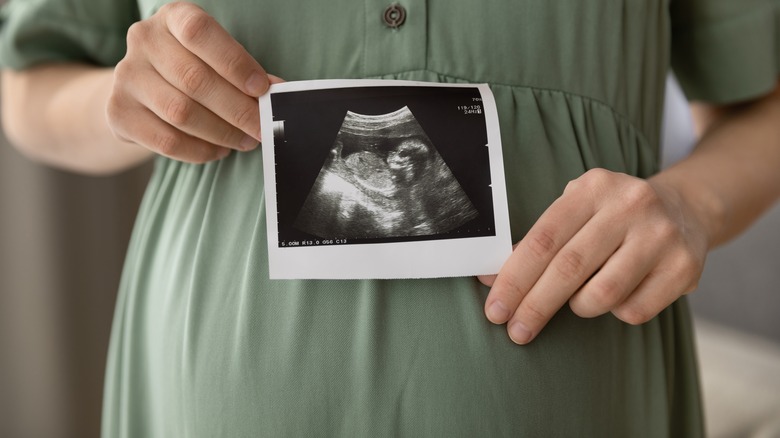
[107, 2, 281, 163]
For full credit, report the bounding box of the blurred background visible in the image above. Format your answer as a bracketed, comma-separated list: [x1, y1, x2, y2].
[0, 75, 778, 438]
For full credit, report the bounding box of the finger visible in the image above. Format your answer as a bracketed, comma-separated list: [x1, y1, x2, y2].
[146, 30, 261, 141]
[109, 100, 230, 163]
[504, 213, 624, 344]
[163, 3, 269, 96]
[478, 275, 497, 287]
[477, 243, 518, 286]
[268, 74, 286, 85]
[484, 190, 596, 324]
[611, 271, 685, 326]
[612, 252, 702, 325]
[128, 65, 257, 151]
[568, 240, 656, 318]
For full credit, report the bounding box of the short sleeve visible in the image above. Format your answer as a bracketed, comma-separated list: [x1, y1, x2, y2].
[671, 0, 780, 104]
[0, 0, 140, 70]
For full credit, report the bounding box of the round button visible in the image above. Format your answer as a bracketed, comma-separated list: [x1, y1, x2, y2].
[383, 4, 406, 29]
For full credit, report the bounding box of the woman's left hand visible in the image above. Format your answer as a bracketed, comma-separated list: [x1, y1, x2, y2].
[479, 168, 710, 345]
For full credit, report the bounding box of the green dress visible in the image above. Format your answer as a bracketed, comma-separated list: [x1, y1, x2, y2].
[2, 0, 779, 436]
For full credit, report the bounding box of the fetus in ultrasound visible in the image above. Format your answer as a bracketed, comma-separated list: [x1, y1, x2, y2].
[294, 106, 478, 239]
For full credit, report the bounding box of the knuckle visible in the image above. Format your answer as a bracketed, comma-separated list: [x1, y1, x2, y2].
[526, 229, 557, 260]
[105, 101, 128, 142]
[216, 126, 239, 147]
[177, 63, 212, 96]
[502, 278, 528, 303]
[554, 250, 587, 282]
[151, 131, 182, 156]
[677, 253, 699, 274]
[113, 58, 132, 82]
[584, 168, 613, 186]
[105, 94, 123, 126]
[567, 168, 613, 195]
[176, 7, 212, 44]
[230, 104, 256, 129]
[105, 92, 133, 139]
[106, 66, 141, 142]
[564, 176, 587, 194]
[125, 21, 147, 47]
[675, 253, 705, 287]
[651, 219, 680, 243]
[563, 179, 578, 193]
[110, 64, 139, 104]
[614, 304, 652, 326]
[586, 277, 624, 309]
[221, 52, 246, 78]
[493, 272, 526, 304]
[689, 252, 706, 273]
[569, 301, 590, 318]
[162, 96, 195, 126]
[519, 300, 548, 326]
[623, 180, 658, 209]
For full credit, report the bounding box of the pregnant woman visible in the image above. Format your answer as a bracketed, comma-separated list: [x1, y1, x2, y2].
[2, 1, 780, 436]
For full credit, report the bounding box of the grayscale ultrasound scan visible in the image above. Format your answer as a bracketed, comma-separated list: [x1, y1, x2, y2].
[293, 106, 479, 239]
[268, 84, 498, 248]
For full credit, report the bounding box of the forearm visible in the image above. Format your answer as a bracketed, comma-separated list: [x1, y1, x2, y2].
[1, 64, 153, 175]
[651, 84, 780, 248]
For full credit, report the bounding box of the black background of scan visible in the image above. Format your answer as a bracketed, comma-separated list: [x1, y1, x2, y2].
[270, 86, 496, 247]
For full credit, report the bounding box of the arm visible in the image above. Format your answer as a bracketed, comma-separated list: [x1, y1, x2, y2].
[1, 2, 280, 176]
[664, 88, 780, 246]
[1, 65, 153, 175]
[481, 82, 780, 344]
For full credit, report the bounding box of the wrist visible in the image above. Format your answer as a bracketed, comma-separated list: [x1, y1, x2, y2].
[648, 170, 726, 250]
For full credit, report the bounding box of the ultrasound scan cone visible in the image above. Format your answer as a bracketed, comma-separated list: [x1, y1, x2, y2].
[294, 106, 479, 239]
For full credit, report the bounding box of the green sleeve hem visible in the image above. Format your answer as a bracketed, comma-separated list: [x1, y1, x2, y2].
[0, 2, 130, 69]
[672, 4, 779, 104]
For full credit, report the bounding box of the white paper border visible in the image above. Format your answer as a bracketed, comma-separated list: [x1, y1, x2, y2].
[260, 79, 511, 279]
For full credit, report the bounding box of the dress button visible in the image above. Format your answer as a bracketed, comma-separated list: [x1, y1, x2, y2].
[383, 4, 406, 29]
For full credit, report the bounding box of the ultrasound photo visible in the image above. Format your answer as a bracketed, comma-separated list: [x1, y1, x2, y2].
[260, 80, 512, 279]
[293, 106, 479, 239]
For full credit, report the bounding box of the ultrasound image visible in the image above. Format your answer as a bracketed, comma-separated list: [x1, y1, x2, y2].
[293, 107, 479, 239]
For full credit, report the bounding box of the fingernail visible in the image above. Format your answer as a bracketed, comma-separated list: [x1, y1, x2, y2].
[487, 301, 511, 323]
[245, 72, 268, 96]
[240, 135, 259, 151]
[508, 322, 533, 345]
